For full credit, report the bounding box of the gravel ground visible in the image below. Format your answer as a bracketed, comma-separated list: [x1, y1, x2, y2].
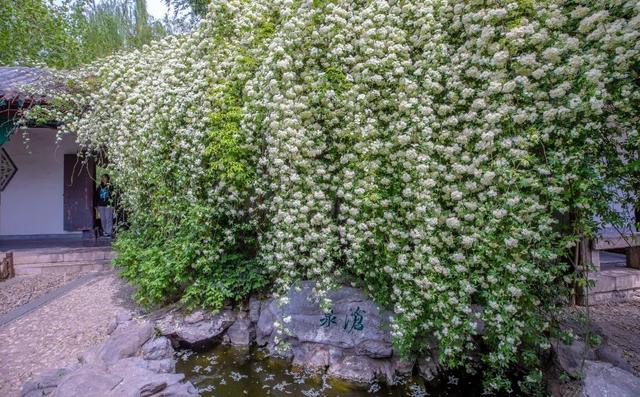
[552, 293, 640, 397]
[0, 272, 87, 315]
[0, 272, 137, 397]
[583, 292, 640, 375]
[560, 290, 640, 376]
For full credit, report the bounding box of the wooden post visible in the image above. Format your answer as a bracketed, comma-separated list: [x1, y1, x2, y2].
[0, 253, 5, 279]
[627, 246, 640, 269]
[7, 252, 14, 278]
[579, 238, 600, 272]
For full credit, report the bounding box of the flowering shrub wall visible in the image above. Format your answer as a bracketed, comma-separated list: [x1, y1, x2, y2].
[30, 0, 640, 392]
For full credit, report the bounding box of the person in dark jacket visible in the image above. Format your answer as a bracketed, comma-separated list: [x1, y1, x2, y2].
[96, 174, 113, 237]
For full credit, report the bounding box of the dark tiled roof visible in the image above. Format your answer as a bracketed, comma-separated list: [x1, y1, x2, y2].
[0, 67, 58, 102]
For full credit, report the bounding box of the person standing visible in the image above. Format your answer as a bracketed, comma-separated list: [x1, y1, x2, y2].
[96, 174, 114, 238]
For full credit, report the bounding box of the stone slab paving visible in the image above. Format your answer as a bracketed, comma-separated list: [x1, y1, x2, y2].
[0, 272, 137, 396]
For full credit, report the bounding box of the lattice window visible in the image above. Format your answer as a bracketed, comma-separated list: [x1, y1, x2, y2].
[0, 148, 17, 191]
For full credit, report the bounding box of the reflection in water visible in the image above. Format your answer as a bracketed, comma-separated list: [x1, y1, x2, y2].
[176, 344, 490, 397]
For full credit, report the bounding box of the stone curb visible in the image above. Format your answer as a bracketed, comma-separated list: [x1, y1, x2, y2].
[0, 272, 101, 327]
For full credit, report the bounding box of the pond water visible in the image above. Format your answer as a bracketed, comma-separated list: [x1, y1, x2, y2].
[176, 345, 494, 397]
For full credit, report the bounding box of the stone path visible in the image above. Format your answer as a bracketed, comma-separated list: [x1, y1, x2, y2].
[0, 273, 98, 327]
[0, 272, 88, 316]
[0, 272, 137, 397]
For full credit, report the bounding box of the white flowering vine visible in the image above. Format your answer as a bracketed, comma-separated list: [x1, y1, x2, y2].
[22, 0, 640, 392]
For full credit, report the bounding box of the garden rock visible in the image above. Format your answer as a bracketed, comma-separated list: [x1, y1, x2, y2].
[107, 357, 186, 396]
[257, 281, 393, 358]
[580, 361, 640, 397]
[107, 310, 134, 335]
[159, 309, 236, 348]
[226, 318, 255, 345]
[327, 354, 377, 383]
[253, 282, 429, 384]
[146, 358, 177, 374]
[157, 381, 199, 396]
[51, 366, 122, 397]
[552, 338, 596, 377]
[20, 368, 73, 397]
[143, 337, 175, 361]
[184, 310, 205, 324]
[249, 297, 261, 323]
[97, 321, 154, 364]
[552, 338, 633, 377]
[292, 343, 330, 370]
[390, 353, 415, 379]
[24, 320, 197, 397]
[116, 310, 133, 324]
[326, 352, 410, 385]
[595, 344, 633, 373]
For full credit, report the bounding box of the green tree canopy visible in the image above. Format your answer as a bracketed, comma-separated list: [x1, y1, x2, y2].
[0, 0, 81, 67]
[0, 0, 169, 68]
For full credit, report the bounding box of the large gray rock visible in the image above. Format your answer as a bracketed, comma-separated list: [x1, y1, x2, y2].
[143, 337, 175, 361]
[155, 381, 199, 396]
[291, 343, 330, 370]
[226, 319, 255, 346]
[257, 281, 393, 358]
[22, 316, 196, 397]
[254, 282, 422, 384]
[327, 354, 377, 383]
[116, 310, 133, 323]
[21, 368, 73, 397]
[326, 351, 412, 385]
[159, 309, 235, 348]
[552, 338, 596, 377]
[256, 300, 277, 347]
[552, 338, 633, 377]
[249, 297, 261, 323]
[51, 367, 122, 397]
[97, 321, 155, 364]
[107, 310, 134, 336]
[146, 358, 177, 374]
[142, 336, 177, 374]
[581, 361, 640, 397]
[595, 344, 633, 373]
[107, 357, 185, 396]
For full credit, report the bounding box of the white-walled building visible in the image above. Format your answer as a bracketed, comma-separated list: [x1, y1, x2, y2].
[0, 67, 96, 240]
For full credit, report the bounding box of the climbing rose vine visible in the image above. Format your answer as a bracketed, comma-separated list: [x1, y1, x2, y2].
[25, 0, 640, 392]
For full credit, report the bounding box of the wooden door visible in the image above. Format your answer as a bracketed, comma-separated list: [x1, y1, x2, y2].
[63, 154, 95, 231]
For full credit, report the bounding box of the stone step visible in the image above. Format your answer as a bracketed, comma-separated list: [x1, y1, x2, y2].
[12, 248, 115, 265]
[14, 259, 113, 276]
[577, 268, 640, 305]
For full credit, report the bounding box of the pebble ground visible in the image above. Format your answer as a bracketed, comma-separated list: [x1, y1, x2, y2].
[0, 272, 136, 396]
[0, 272, 87, 316]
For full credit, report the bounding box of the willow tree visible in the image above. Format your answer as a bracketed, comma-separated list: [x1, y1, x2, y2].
[0, 0, 169, 67]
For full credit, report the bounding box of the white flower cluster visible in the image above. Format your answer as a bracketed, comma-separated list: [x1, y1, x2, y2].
[38, 0, 640, 389]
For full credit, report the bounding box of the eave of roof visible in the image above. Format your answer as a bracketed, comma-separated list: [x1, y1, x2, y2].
[0, 67, 62, 103]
